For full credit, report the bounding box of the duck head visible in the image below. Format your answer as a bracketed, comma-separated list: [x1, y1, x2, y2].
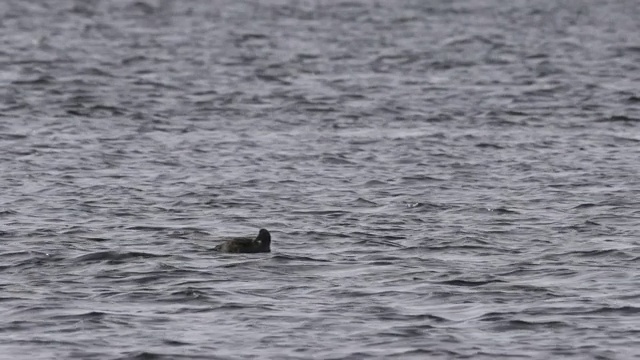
[256, 228, 271, 252]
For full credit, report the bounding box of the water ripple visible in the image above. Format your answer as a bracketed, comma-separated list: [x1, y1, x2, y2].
[2, 0, 639, 358]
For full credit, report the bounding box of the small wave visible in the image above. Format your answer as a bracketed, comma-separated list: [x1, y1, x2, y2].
[80, 236, 112, 242]
[596, 115, 640, 123]
[74, 251, 168, 263]
[495, 319, 571, 331]
[0, 134, 27, 141]
[581, 306, 640, 315]
[0, 228, 16, 236]
[362, 179, 387, 187]
[486, 207, 520, 214]
[352, 197, 379, 207]
[162, 339, 192, 346]
[321, 155, 355, 165]
[11, 75, 55, 85]
[125, 225, 171, 231]
[271, 254, 330, 262]
[47, 311, 108, 321]
[439, 279, 505, 287]
[354, 239, 406, 248]
[572, 203, 598, 209]
[289, 209, 350, 217]
[114, 351, 167, 360]
[161, 288, 210, 302]
[570, 248, 635, 259]
[10, 252, 62, 268]
[401, 174, 444, 181]
[380, 312, 450, 323]
[475, 142, 504, 149]
[478, 311, 516, 321]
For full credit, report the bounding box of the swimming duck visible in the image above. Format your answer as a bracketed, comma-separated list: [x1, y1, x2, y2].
[214, 229, 271, 253]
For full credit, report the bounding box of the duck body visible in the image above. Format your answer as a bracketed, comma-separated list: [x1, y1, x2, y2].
[214, 229, 271, 253]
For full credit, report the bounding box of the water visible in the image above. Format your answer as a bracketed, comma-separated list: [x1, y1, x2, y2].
[1, 0, 639, 359]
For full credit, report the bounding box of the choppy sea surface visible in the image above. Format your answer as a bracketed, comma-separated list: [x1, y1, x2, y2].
[1, 0, 640, 359]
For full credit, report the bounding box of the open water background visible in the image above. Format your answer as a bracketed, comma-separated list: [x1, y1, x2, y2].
[1, 0, 640, 359]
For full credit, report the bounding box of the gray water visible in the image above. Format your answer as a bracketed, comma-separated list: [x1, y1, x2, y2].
[2, 0, 640, 359]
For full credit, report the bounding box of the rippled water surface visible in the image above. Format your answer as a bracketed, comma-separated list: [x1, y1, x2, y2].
[2, 0, 640, 359]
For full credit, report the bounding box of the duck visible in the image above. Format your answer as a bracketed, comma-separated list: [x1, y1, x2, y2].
[214, 229, 271, 253]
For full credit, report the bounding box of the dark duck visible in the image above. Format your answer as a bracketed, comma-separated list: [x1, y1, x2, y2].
[214, 229, 271, 253]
